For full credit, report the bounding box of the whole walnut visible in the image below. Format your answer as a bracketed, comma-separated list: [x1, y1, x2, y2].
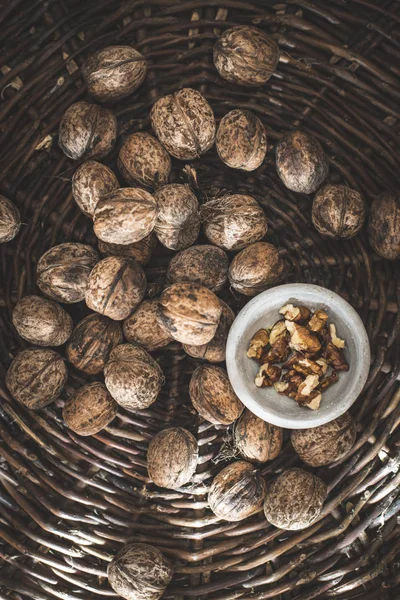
[150, 88, 215, 160]
[234, 409, 283, 463]
[118, 132, 171, 188]
[94, 188, 157, 245]
[276, 130, 328, 194]
[98, 233, 156, 266]
[264, 468, 327, 530]
[368, 192, 400, 260]
[147, 427, 198, 489]
[202, 194, 268, 251]
[123, 300, 172, 351]
[66, 313, 123, 374]
[104, 344, 163, 410]
[291, 412, 356, 467]
[228, 242, 284, 296]
[216, 109, 267, 171]
[12, 295, 73, 347]
[213, 26, 279, 86]
[82, 45, 147, 103]
[183, 299, 234, 363]
[36, 243, 99, 304]
[167, 245, 229, 292]
[158, 283, 222, 346]
[63, 382, 117, 436]
[154, 184, 200, 250]
[85, 256, 146, 321]
[72, 160, 119, 218]
[0, 194, 21, 243]
[189, 364, 243, 425]
[59, 101, 117, 160]
[312, 185, 365, 239]
[6, 348, 68, 410]
[208, 460, 266, 522]
[108, 543, 173, 600]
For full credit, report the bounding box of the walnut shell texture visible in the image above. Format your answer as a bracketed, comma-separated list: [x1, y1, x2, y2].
[208, 460, 267, 522]
[118, 132, 171, 188]
[94, 187, 157, 245]
[104, 344, 163, 410]
[72, 160, 119, 218]
[63, 382, 117, 436]
[158, 283, 222, 346]
[66, 313, 123, 374]
[216, 109, 267, 171]
[6, 348, 68, 410]
[264, 468, 327, 530]
[58, 101, 117, 160]
[85, 256, 146, 321]
[183, 299, 234, 363]
[154, 184, 200, 250]
[291, 412, 356, 467]
[147, 427, 198, 489]
[82, 45, 147, 102]
[36, 243, 99, 304]
[202, 194, 268, 251]
[213, 26, 279, 87]
[107, 543, 173, 600]
[123, 300, 172, 351]
[312, 185, 365, 239]
[98, 233, 156, 266]
[150, 88, 215, 160]
[228, 242, 284, 296]
[276, 130, 329, 194]
[12, 295, 73, 347]
[167, 245, 229, 292]
[189, 364, 243, 425]
[234, 409, 283, 463]
[0, 194, 21, 243]
[368, 192, 400, 260]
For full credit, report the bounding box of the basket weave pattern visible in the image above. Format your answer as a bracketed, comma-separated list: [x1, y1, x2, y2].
[0, 1, 399, 599]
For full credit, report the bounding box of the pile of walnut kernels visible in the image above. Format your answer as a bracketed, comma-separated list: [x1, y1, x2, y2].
[247, 303, 349, 410]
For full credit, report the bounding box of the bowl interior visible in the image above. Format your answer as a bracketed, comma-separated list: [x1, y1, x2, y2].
[226, 284, 371, 429]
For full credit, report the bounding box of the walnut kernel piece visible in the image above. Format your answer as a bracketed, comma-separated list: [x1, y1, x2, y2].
[293, 358, 324, 377]
[308, 310, 328, 332]
[329, 323, 345, 348]
[262, 336, 290, 364]
[279, 304, 311, 323]
[255, 363, 281, 388]
[319, 372, 339, 391]
[247, 329, 269, 359]
[297, 374, 319, 398]
[303, 392, 322, 410]
[269, 321, 287, 345]
[274, 381, 289, 393]
[323, 342, 349, 371]
[316, 358, 328, 374]
[285, 321, 321, 354]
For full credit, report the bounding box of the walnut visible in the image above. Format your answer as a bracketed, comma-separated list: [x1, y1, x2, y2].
[118, 132, 171, 188]
[300, 391, 322, 411]
[312, 185, 365, 239]
[329, 323, 345, 348]
[261, 336, 290, 364]
[285, 321, 321, 354]
[292, 358, 324, 377]
[263, 468, 327, 530]
[319, 371, 339, 391]
[66, 313, 123, 375]
[247, 329, 270, 360]
[275, 130, 328, 194]
[82, 45, 147, 102]
[147, 427, 198, 489]
[6, 348, 67, 410]
[12, 295, 73, 347]
[255, 363, 281, 387]
[213, 26, 279, 86]
[36, 243, 99, 304]
[234, 409, 283, 463]
[269, 321, 287, 345]
[85, 256, 146, 321]
[208, 461, 266, 522]
[0, 194, 20, 243]
[296, 374, 320, 398]
[104, 344, 163, 410]
[123, 300, 172, 351]
[94, 187, 157, 246]
[154, 184, 199, 250]
[58, 101, 116, 160]
[98, 233, 156, 266]
[202, 193, 268, 251]
[323, 342, 349, 372]
[63, 382, 117, 436]
[216, 109, 267, 171]
[229, 242, 284, 296]
[189, 364, 243, 425]
[72, 160, 119, 218]
[274, 381, 289, 394]
[368, 192, 400, 260]
[150, 88, 215, 160]
[183, 299, 234, 363]
[308, 309, 328, 332]
[279, 304, 311, 323]
[167, 245, 228, 293]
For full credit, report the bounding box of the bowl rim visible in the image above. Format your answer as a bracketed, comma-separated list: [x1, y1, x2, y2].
[226, 283, 371, 429]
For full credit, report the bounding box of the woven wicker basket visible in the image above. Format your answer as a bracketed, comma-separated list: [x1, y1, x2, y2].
[0, 1, 399, 599]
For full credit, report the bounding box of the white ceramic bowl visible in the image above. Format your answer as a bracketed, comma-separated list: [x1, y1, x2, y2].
[226, 283, 370, 429]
